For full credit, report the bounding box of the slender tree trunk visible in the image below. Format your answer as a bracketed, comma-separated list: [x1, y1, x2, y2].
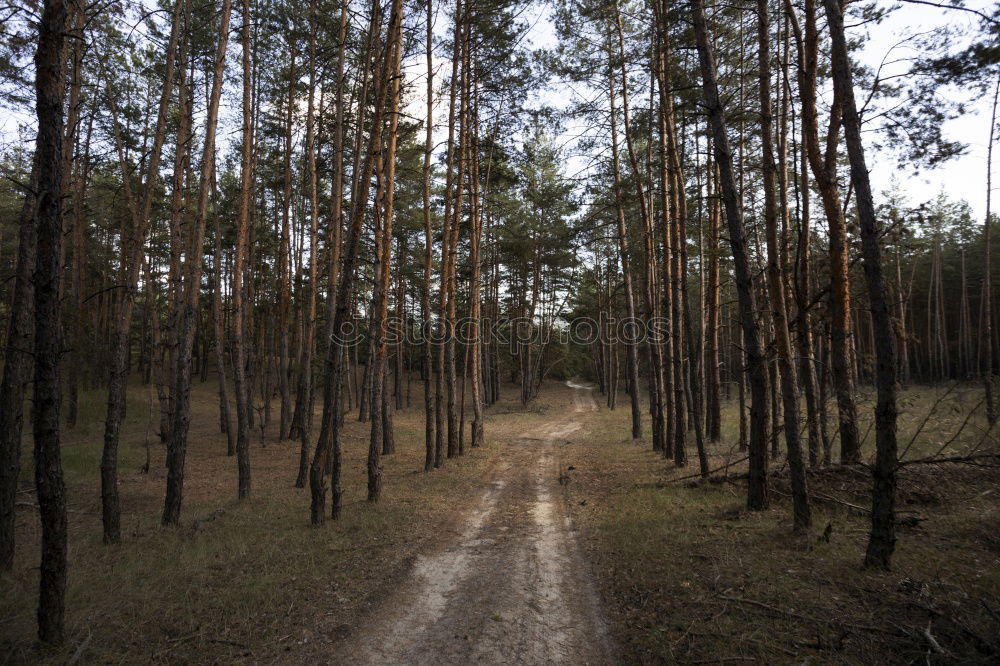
[310, 0, 403, 524]
[705, 161, 722, 443]
[786, 0, 859, 463]
[32, 0, 68, 641]
[796, 115, 821, 467]
[612, 0, 655, 446]
[0, 157, 37, 571]
[469, 71, 485, 449]
[100, 0, 184, 542]
[984, 72, 999, 423]
[212, 195, 234, 456]
[232, 0, 254, 499]
[438, 0, 463, 461]
[651, 9, 675, 459]
[606, 31, 642, 442]
[62, 5, 85, 430]
[278, 44, 296, 441]
[294, 9, 321, 488]
[758, 0, 810, 531]
[447, 0, 470, 456]
[368, 27, 404, 501]
[163, 0, 234, 525]
[422, 0, 436, 470]
[691, 0, 770, 509]
[319, 0, 349, 481]
[823, 0, 899, 566]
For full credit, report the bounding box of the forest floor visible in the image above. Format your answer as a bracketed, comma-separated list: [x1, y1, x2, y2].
[1, 377, 575, 663]
[2, 378, 999, 664]
[561, 383, 1000, 664]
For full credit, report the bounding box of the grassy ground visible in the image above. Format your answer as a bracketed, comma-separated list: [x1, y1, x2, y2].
[0, 378, 563, 664]
[5, 379, 999, 664]
[561, 384, 1000, 664]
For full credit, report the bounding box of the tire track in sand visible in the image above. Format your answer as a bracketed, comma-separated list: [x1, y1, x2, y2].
[337, 381, 611, 665]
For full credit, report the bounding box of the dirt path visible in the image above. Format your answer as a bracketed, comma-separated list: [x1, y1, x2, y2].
[337, 382, 612, 665]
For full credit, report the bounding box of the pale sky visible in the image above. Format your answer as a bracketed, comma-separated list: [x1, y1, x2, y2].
[518, 0, 998, 220]
[858, 0, 996, 219]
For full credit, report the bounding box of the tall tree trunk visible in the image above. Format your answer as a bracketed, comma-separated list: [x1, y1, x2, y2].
[32, 0, 68, 641]
[422, 0, 436, 470]
[795, 114, 821, 467]
[212, 193, 235, 456]
[163, 5, 192, 444]
[787, 0, 859, 463]
[278, 44, 296, 440]
[294, 6, 321, 489]
[606, 30, 642, 442]
[232, 0, 255, 499]
[691, 0, 770, 509]
[100, 0, 184, 542]
[984, 72, 999, 423]
[0, 157, 37, 571]
[612, 0, 655, 446]
[61, 4, 85, 430]
[655, 22, 687, 464]
[163, 0, 234, 525]
[651, 8, 675, 459]
[368, 27, 404, 500]
[438, 0, 462, 462]
[704, 160, 722, 443]
[447, 0, 470, 456]
[758, 0, 810, 532]
[319, 0, 349, 480]
[310, 0, 403, 524]
[469, 67, 485, 449]
[822, 0, 899, 567]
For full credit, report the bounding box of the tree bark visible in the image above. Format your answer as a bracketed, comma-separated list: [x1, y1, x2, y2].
[691, 0, 770, 510]
[163, 0, 234, 525]
[294, 5, 321, 489]
[368, 26, 403, 501]
[422, 0, 436, 470]
[822, 0, 899, 567]
[310, 0, 403, 524]
[0, 159, 38, 571]
[232, 0, 255, 499]
[787, 0, 859, 463]
[606, 28, 642, 442]
[32, 0, 68, 641]
[984, 72, 999, 423]
[278, 44, 296, 440]
[97, 0, 184, 542]
[758, 0, 810, 532]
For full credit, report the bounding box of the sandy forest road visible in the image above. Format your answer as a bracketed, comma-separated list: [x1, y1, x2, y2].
[337, 381, 613, 665]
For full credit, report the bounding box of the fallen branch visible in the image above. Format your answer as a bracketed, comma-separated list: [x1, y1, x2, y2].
[716, 594, 882, 633]
[921, 623, 947, 656]
[899, 453, 1000, 467]
[670, 456, 749, 484]
[67, 630, 93, 666]
[688, 658, 755, 664]
[810, 491, 870, 515]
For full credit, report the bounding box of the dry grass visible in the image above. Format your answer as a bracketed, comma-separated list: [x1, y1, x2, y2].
[0, 378, 556, 664]
[561, 385, 1000, 664]
[5, 379, 999, 664]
